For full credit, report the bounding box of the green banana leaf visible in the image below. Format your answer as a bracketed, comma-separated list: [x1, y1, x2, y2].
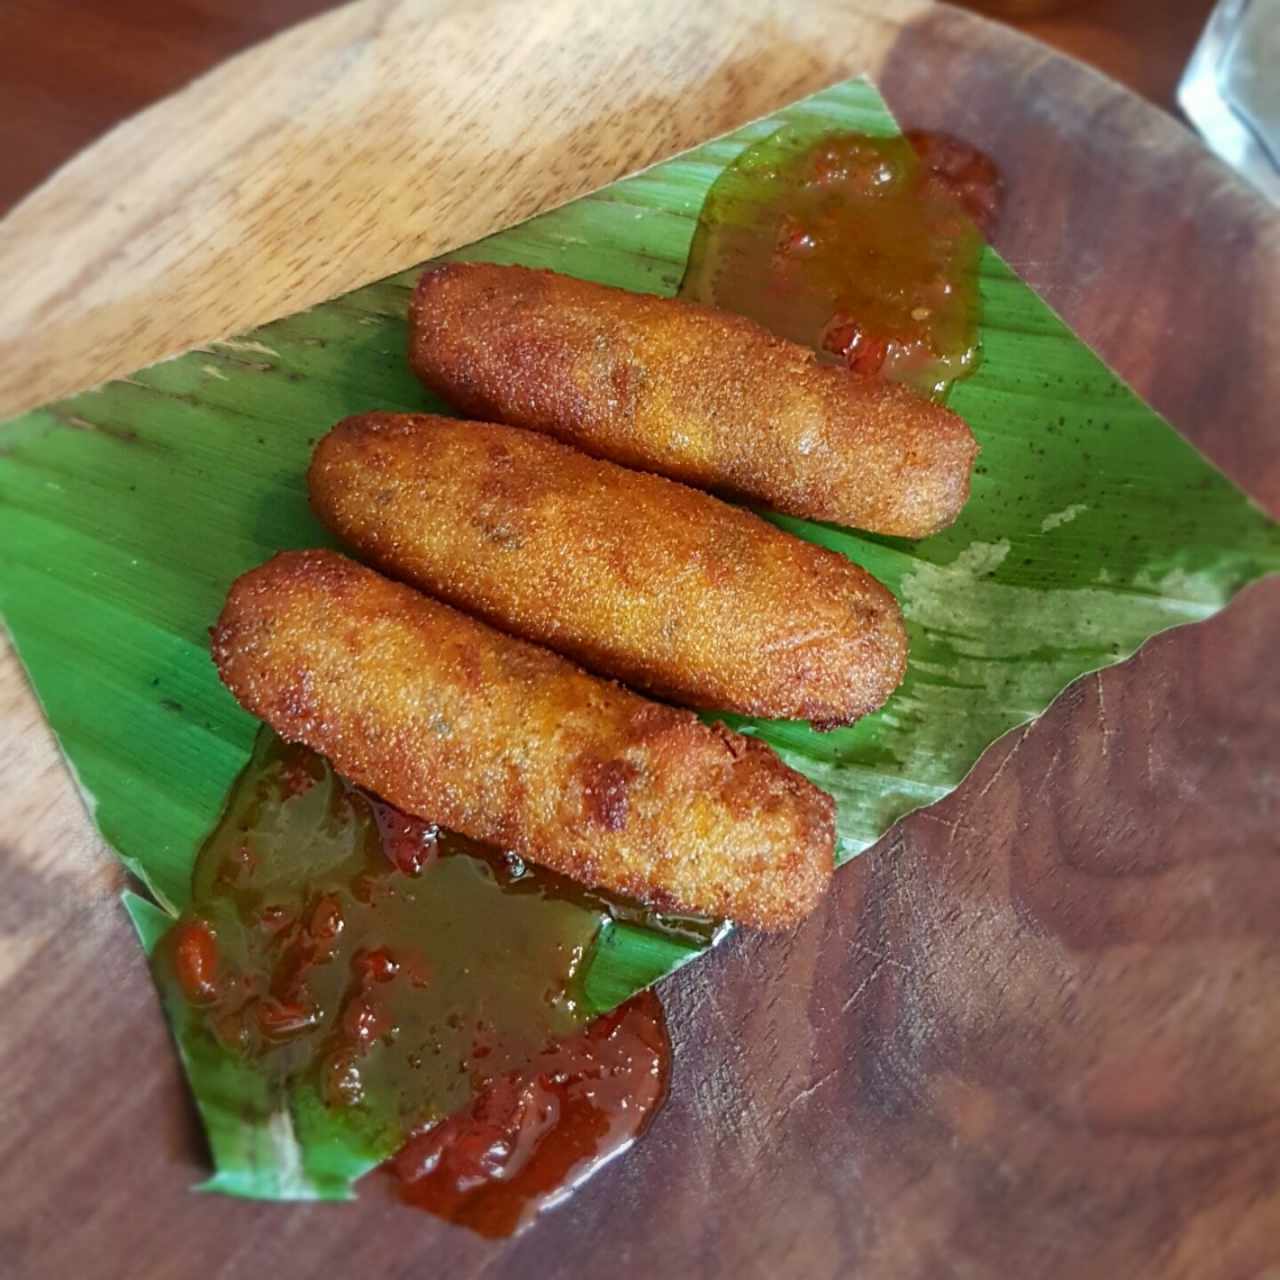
[2, 76, 1276, 1202]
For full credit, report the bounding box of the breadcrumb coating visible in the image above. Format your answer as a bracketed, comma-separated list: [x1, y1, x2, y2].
[310, 412, 906, 726]
[211, 551, 835, 929]
[409, 262, 978, 538]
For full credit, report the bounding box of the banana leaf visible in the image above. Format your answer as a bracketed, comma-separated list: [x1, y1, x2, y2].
[1, 76, 1276, 1202]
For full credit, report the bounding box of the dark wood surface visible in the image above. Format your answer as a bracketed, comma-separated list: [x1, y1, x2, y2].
[0, 0, 335, 214]
[2, 3, 1278, 1279]
[975, 0, 1216, 112]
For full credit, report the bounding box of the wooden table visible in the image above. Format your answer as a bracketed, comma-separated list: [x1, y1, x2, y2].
[1, 2, 1276, 1277]
[0, 0, 1218, 215]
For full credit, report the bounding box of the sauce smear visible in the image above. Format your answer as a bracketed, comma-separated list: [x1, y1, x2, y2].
[680, 126, 1002, 400]
[154, 729, 696, 1232]
[391, 990, 669, 1237]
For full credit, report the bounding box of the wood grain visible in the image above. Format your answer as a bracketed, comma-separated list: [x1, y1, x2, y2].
[0, 0, 338, 216]
[0, 0, 1219, 217]
[0, 0, 934, 420]
[1, 2, 1277, 1277]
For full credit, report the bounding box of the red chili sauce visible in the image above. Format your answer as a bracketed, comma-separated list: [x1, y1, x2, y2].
[390, 990, 669, 1238]
[156, 730, 695, 1234]
[679, 127, 1003, 400]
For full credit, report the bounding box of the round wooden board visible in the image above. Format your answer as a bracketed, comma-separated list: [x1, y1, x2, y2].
[2, 2, 1278, 1277]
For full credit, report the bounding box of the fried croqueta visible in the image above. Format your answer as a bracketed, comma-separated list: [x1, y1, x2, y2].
[211, 550, 834, 929]
[408, 262, 977, 538]
[309, 412, 906, 726]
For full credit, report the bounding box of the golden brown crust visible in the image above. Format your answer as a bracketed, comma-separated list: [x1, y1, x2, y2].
[408, 262, 978, 538]
[309, 412, 907, 725]
[211, 550, 834, 929]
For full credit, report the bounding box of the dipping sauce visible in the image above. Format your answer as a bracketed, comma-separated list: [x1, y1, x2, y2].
[155, 729, 703, 1227]
[391, 990, 669, 1237]
[680, 127, 1002, 400]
